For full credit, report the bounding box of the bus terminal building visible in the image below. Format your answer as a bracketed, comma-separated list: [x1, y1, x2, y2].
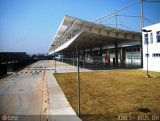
[48, 15, 160, 71]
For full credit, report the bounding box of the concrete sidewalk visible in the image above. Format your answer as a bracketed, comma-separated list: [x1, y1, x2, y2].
[46, 71, 82, 121]
[46, 60, 93, 121]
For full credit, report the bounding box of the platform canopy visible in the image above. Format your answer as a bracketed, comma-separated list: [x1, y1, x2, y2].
[48, 15, 141, 54]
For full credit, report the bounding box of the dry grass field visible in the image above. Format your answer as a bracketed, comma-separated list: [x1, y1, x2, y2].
[54, 70, 160, 121]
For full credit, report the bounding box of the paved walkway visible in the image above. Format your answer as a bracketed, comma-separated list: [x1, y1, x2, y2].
[47, 71, 81, 121]
[0, 61, 49, 121]
[0, 60, 92, 121]
[46, 60, 92, 121]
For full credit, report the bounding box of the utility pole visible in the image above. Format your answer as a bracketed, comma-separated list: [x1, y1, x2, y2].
[114, 10, 118, 29]
[140, 0, 144, 29]
[54, 45, 57, 73]
[51, 44, 57, 73]
[140, 0, 144, 68]
[76, 45, 80, 115]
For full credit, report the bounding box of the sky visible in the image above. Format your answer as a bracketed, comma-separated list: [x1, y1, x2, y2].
[0, 0, 160, 54]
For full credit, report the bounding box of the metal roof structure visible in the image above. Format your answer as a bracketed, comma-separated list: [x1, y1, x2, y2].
[48, 15, 142, 54]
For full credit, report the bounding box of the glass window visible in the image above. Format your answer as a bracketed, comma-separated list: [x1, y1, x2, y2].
[110, 50, 115, 53]
[137, 47, 140, 51]
[145, 53, 149, 57]
[127, 48, 131, 52]
[157, 31, 160, 42]
[152, 54, 155, 57]
[144, 34, 148, 44]
[150, 33, 153, 44]
[133, 48, 136, 52]
[153, 53, 160, 57]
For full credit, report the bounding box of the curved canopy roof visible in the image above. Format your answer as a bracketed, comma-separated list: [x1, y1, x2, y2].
[48, 15, 141, 54]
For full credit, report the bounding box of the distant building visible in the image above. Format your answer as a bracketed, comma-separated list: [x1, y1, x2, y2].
[0, 52, 27, 76]
[0, 52, 27, 63]
[142, 23, 160, 72]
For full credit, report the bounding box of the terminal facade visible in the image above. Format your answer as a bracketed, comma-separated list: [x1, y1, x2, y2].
[142, 23, 160, 72]
[78, 41, 141, 67]
[48, 16, 159, 72]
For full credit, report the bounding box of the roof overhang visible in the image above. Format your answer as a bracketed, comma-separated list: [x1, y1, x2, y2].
[48, 15, 142, 54]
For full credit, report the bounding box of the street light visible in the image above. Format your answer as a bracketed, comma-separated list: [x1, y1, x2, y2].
[142, 29, 151, 77]
[51, 45, 57, 73]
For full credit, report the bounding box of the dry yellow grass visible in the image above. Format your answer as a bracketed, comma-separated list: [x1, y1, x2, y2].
[54, 70, 160, 121]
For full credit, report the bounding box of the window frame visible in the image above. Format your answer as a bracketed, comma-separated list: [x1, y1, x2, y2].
[150, 32, 153, 44]
[144, 33, 149, 44]
[157, 31, 160, 43]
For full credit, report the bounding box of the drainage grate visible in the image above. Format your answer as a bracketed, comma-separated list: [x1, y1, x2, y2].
[138, 108, 151, 113]
[18, 89, 24, 91]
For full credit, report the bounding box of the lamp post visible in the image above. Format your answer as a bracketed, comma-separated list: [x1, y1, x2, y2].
[142, 29, 151, 77]
[51, 45, 57, 73]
